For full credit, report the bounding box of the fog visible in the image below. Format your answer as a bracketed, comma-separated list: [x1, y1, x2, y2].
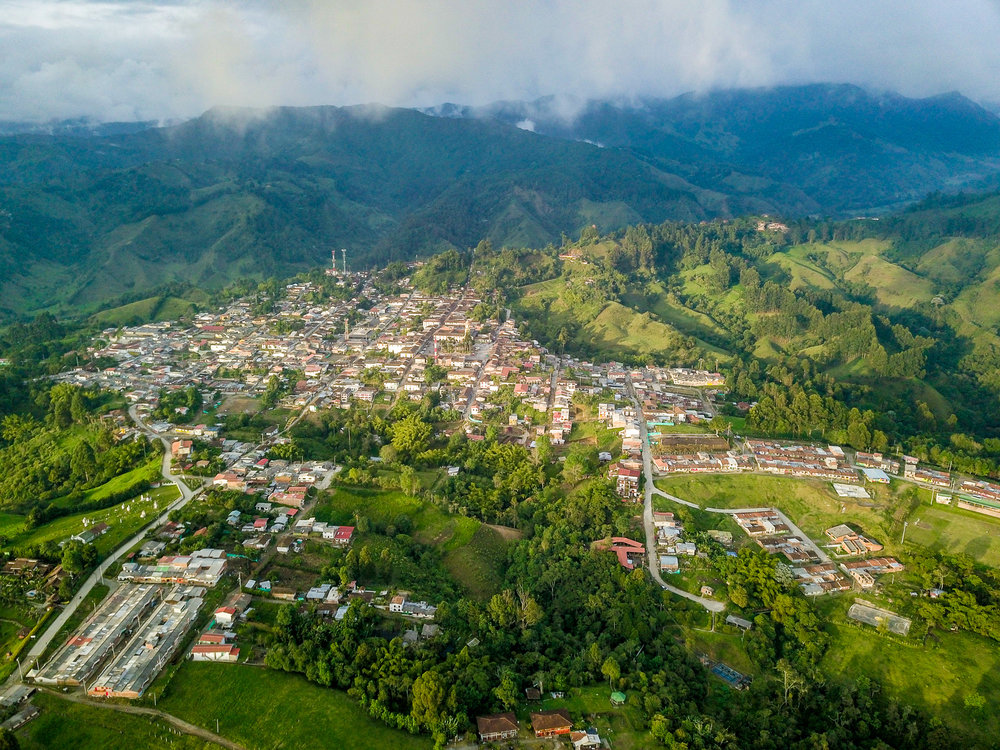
[2, 0, 1000, 122]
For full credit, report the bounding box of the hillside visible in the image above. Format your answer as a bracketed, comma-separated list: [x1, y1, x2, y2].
[3, 84, 1000, 319]
[496, 201, 1000, 443]
[461, 84, 1000, 214]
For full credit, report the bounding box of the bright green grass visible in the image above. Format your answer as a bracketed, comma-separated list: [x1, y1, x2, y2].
[818, 596, 1000, 747]
[443, 524, 508, 599]
[0, 512, 25, 538]
[315, 486, 479, 550]
[158, 661, 431, 750]
[905, 502, 1000, 566]
[8, 484, 178, 555]
[17, 692, 204, 750]
[567, 420, 622, 453]
[49, 456, 162, 510]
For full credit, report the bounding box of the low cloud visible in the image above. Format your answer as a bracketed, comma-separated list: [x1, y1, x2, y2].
[2, 0, 1000, 123]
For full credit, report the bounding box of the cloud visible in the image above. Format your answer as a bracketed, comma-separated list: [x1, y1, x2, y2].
[2, 0, 1000, 122]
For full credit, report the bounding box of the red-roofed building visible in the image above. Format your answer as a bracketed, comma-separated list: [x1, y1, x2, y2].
[333, 526, 354, 546]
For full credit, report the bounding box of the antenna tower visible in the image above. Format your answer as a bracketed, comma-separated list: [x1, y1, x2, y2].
[341, 248, 347, 274]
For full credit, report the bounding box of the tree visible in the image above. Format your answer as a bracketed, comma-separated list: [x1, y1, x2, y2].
[493, 669, 519, 710]
[0, 729, 18, 750]
[390, 414, 432, 459]
[61, 541, 85, 575]
[601, 656, 620, 689]
[411, 670, 447, 727]
[71, 441, 97, 484]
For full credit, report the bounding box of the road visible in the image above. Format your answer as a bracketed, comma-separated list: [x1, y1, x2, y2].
[460, 313, 507, 421]
[39, 687, 243, 749]
[392, 290, 465, 407]
[703, 505, 831, 563]
[627, 376, 725, 613]
[20, 407, 204, 671]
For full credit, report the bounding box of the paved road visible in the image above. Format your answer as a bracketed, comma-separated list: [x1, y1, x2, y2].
[40, 687, 243, 749]
[627, 376, 725, 613]
[393, 290, 464, 407]
[650, 484, 700, 509]
[21, 408, 203, 671]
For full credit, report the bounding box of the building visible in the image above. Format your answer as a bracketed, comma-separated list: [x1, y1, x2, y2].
[530, 709, 573, 737]
[190, 644, 240, 662]
[571, 729, 603, 749]
[615, 467, 640, 500]
[476, 713, 519, 743]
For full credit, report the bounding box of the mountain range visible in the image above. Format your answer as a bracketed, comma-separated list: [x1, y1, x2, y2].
[2, 83, 1000, 318]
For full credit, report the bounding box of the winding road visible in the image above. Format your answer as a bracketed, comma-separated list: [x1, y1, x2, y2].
[627, 376, 725, 613]
[20, 407, 204, 671]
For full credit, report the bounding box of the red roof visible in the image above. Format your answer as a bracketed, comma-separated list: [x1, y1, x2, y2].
[334, 526, 354, 541]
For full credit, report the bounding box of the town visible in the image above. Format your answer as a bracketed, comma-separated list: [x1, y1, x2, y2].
[1, 265, 998, 748]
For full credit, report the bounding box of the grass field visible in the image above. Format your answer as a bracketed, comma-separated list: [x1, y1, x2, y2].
[442, 524, 508, 599]
[315, 486, 478, 551]
[684, 627, 756, 676]
[17, 692, 204, 750]
[7, 484, 179, 556]
[817, 595, 1000, 746]
[158, 661, 431, 750]
[905, 502, 1000, 566]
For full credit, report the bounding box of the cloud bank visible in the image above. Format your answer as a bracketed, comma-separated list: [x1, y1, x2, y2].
[2, 0, 1000, 122]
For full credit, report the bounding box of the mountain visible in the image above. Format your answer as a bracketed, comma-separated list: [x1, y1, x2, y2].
[457, 84, 1000, 214]
[2, 84, 1000, 319]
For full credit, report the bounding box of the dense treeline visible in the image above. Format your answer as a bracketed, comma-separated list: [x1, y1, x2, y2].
[0, 384, 153, 513]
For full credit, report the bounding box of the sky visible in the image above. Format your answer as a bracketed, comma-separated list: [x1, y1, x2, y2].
[2, 0, 1000, 123]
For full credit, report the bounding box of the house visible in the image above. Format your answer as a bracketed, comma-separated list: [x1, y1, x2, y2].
[171, 440, 193, 458]
[190, 644, 239, 662]
[476, 713, 519, 743]
[571, 728, 603, 750]
[615, 467, 641, 500]
[659, 555, 679, 573]
[332, 526, 355, 546]
[214, 606, 237, 627]
[530, 709, 572, 737]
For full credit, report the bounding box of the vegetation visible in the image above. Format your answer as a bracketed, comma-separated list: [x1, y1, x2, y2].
[158, 661, 431, 750]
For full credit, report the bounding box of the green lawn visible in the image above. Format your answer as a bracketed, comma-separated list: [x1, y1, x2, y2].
[819, 596, 1000, 746]
[315, 486, 478, 551]
[567, 420, 622, 453]
[158, 661, 431, 750]
[8, 484, 179, 556]
[18, 692, 204, 750]
[684, 627, 756, 676]
[0, 512, 25, 538]
[905, 502, 1000, 566]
